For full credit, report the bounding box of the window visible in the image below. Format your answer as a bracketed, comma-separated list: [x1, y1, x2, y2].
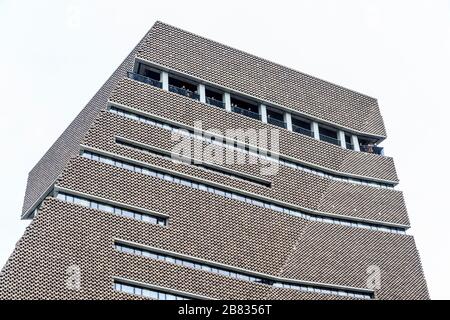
[114, 280, 190, 300]
[266, 108, 286, 128]
[319, 126, 340, 146]
[292, 117, 313, 137]
[205, 88, 225, 109]
[137, 63, 161, 81]
[230, 97, 260, 120]
[115, 242, 373, 299]
[55, 191, 167, 226]
[168, 76, 199, 100]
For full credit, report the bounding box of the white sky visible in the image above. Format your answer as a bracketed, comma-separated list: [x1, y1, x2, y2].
[0, 0, 449, 300]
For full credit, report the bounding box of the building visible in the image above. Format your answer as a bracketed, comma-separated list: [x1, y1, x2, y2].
[0, 22, 428, 300]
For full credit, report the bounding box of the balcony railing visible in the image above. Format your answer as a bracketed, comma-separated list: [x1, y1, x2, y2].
[169, 85, 200, 100]
[232, 106, 261, 120]
[320, 134, 340, 146]
[127, 72, 162, 89]
[267, 117, 287, 129]
[292, 124, 313, 137]
[206, 97, 225, 109]
[360, 145, 384, 156]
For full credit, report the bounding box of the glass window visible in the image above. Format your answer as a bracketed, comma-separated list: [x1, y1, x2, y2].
[56, 193, 66, 201]
[142, 215, 157, 224]
[201, 265, 212, 272]
[158, 292, 166, 300]
[166, 294, 176, 301]
[165, 257, 175, 264]
[142, 289, 152, 298]
[73, 197, 88, 207]
[123, 246, 134, 254]
[123, 163, 134, 171]
[121, 284, 134, 295]
[122, 210, 134, 218]
[99, 204, 114, 213]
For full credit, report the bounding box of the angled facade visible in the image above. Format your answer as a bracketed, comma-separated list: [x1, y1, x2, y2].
[0, 22, 428, 300]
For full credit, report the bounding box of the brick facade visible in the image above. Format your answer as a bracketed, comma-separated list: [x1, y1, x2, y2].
[0, 21, 428, 300]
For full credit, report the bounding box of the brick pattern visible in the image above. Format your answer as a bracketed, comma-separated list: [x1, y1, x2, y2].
[137, 21, 387, 136]
[280, 222, 429, 300]
[82, 111, 409, 225]
[20, 29, 153, 216]
[109, 78, 398, 182]
[0, 197, 426, 300]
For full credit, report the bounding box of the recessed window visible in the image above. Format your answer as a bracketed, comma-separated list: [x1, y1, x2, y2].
[292, 117, 313, 137]
[230, 97, 260, 120]
[205, 87, 225, 109]
[55, 190, 167, 226]
[115, 242, 373, 299]
[266, 108, 286, 128]
[319, 126, 340, 146]
[108, 107, 395, 190]
[137, 63, 161, 81]
[168, 76, 199, 100]
[114, 281, 190, 300]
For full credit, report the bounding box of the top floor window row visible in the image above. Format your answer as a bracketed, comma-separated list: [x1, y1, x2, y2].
[131, 62, 384, 156]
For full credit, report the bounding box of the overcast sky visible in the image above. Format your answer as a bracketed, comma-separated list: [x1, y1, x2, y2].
[0, 0, 449, 299]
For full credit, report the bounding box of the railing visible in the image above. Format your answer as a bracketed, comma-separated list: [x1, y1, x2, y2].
[232, 105, 261, 120]
[267, 117, 287, 129]
[206, 97, 225, 109]
[127, 72, 162, 89]
[169, 85, 200, 100]
[320, 134, 340, 146]
[346, 142, 354, 150]
[292, 124, 313, 137]
[360, 145, 384, 156]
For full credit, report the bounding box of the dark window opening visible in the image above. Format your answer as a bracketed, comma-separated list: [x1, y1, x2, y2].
[267, 108, 284, 121]
[319, 126, 340, 145]
[128, 63, 163, 88]
[231, 97, 260, 120]
[205, 88, 223, 101]
[358, 137, 384, 155]
[266, 108, 286, 128]
[292, 117, 313, 137]
[205, 88, 225, 109]
[168, 76, 199, 100]
[345, 134, 353, 150]
[137, 64, 160, 81]
[292, 118, 310, 130]
[231, 97, 259, 113]
[169, 77, 198, 92]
